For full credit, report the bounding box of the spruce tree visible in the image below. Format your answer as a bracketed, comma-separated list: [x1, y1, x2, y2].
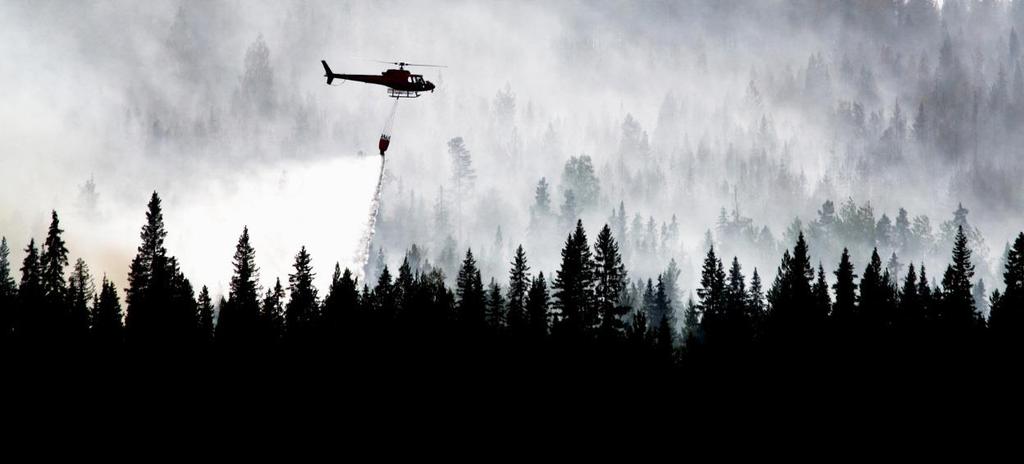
[285, 246, 318, 342]
[525, 272, 549, 339]
[697, 246, 726, 342]
[456, 249, 486, 331]
[682, 296, 702, 348]
[125, 193, 164, 326]
[92, 276, 123, 346]
[506, 245, 530, 334]
[898, 263, 921, 329]
[552, 220, 595, 337]
[652, 274, 673, 328]
[747, 268, 765, 331]
[17, 239, 43, 339]
[990, 233, 1023, 336]
[625, 307, 649, 349]
[322, 263, 344, 335]
[196, 286, 214, 344]
[486, 278, 506, 329]
[832, 248, 858, 323]
[217, 227, 261, 345]
[940, 226, 981, 329]
[260, 278, 285, 343]
[767, 233, 817, 336]
[0, 237, 18, 340]
[859, 248, 891, 330]
[593, 224, 627, 340]
[918, 264, 935, 322]
[812, 264, 832, 321]
[66, 258, 94, 342]
[40, 211, 69, 340]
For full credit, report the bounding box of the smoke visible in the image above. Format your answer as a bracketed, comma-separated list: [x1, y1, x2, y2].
[2, 1, 1022, 305]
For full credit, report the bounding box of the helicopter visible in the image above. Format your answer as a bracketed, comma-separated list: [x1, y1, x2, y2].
[321, 60, 443, 98]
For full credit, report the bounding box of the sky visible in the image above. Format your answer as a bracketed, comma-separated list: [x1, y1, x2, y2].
[2, 0, 1022, 302]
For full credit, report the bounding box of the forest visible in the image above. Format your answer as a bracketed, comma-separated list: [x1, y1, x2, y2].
[4, 1, 1024, 386]
[2, 194, 1021, 377]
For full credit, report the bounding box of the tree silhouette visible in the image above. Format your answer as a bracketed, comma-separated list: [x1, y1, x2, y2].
[832, 248, 858, 324]
[17, 239, 43, 340]
[552, 220, 595, 338]
[859, 248, 894, 332]
[66, 258, 94, 343]
[940, 226, 981, 330]
[196, 286, 214, 344]
[0, 237, 17, 340]
[812, 264, 832, 322]
[456, 249, 485, 332]
[125, 193, 173, 345]
[216, 227, 261, 346]
[697, 246, 726, 345]
[92, 277, 123, 346]
[506, 245, 530, 335]
[285, 246, 318, 343]
[525, 272, 549, 340]
[486, 278, 506, 330]
[260, 278, 285, 344]
[40, 211, 69, 342]
[990, 233, 1024, 339]
[593, 225, 628, 341]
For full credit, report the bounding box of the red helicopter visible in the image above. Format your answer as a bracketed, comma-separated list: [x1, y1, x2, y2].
[321, 60, 443, 98]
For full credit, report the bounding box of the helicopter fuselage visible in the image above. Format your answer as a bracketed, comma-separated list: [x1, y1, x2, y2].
[337, 69, 435, 92]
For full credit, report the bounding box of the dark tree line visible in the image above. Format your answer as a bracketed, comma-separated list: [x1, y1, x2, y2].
[1, 193, 1022, 372]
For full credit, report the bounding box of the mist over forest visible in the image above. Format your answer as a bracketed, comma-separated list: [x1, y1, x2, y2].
[2, 0, 1024, 335]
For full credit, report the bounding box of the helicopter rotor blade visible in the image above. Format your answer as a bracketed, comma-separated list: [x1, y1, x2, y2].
[369, 59, 447, 68]
[402, 63, 447, 68]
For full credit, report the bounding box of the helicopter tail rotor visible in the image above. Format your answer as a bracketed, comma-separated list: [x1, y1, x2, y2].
[321, 60, 335, 85]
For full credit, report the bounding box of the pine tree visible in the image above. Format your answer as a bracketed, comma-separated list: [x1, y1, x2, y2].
[766, 232, 818, 341]
[260, 278, 285, 343]
[40, 211, 69, 340]
[832, 248, 858, 324]
[654, 310, 675, 363]
[898, 263, 921, 329]
[0, 237, 18, 340]
[92, 276, 123, 346]
[697, 246, 727, 342]
[322, 263, 344, 335]
[940, 226, 981, 329]
[125, 192, 171, 343]
[725, 257, 748, 335]
[456, 249, 486, 331]
[812, 264, 831, 320]
[859, 248, 892, 330]
[653, 275, 673, 326]
[216, 227, 261, 345]
[625, 307, 649, 349]
[285, 246, 318, 342]
[394, 258, 415, 322]
[593, 224, 628, 341]
[747, 269, 765, 334]
[506, 245, 530, 334]
[990, 233, 1023, 336]
[525, 272, 549, 339]
[682, 296, 702, 348]
[918, 264, 935, 322]
[17, 239, 43, 339]
[486, 278, 506, 329]
[196, 285, 214, 344]
[66, 258, 94, 342]
[552, 220, 595, 337]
